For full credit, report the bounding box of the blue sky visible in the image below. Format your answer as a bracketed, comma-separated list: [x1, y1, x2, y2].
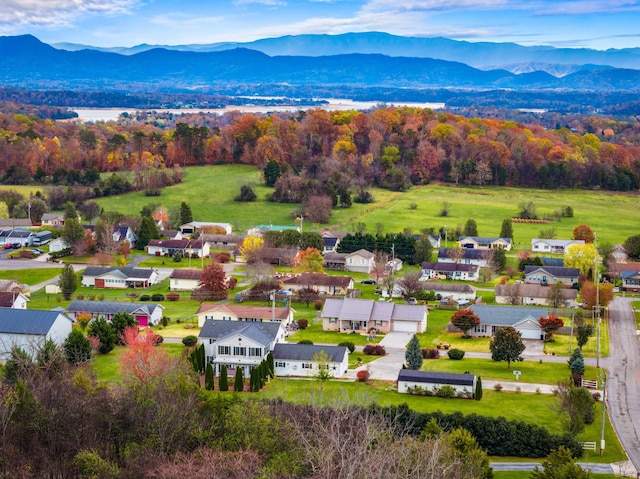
[2, 0, 640, 50]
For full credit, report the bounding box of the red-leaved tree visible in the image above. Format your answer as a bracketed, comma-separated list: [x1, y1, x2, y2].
[120, 326, 172, 383]
[538, 315, 564, 342]
[451, 309, 481, 338]
[191, 261, 228, 302]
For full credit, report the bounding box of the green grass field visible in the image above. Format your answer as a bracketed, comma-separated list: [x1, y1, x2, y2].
[0, 267, 62, 286]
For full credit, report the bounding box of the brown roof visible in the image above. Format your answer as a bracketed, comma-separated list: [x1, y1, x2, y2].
[260, 247, 298, 260]
[495, 283, 578, 300]
[0, 219, 32, 228]
[324, 252, 347, 263]
[282, 273, 353, 288]
[0, 280, 25, 293]
[197, 304, 291, 321]
[170, 269, 203, 280]
[608, 262, 640, 274]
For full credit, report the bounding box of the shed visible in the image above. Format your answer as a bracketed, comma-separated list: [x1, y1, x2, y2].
[397, 370, 476, 396]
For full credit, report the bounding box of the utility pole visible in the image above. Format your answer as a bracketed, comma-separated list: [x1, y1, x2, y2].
[600, 379, 606, 455]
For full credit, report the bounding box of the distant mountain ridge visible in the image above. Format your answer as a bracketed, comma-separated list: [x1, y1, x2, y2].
[52, 31, 640, 74]
[2, 34, 640, 94]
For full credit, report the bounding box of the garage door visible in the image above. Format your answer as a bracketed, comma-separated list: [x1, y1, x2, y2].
[518, 328, 541, 340]
[394, 321, 417, 333]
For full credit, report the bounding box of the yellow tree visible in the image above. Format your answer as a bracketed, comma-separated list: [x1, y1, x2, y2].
[564, 243, 599, 276]
[239, 235, 264, 264]
[295, 247, 324, 273]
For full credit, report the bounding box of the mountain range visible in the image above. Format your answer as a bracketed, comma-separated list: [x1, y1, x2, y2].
[2, 34, 640, 94]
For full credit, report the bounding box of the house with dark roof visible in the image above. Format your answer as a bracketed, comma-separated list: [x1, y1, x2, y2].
[0, 308, 73, 359]
[198, 319, 286, 377]
[0, 292, 29, 309]
[180, 221, 233, 235]
[0, 228, 35, 247]
[273, 343, 349, 378]
[322, 236, 340, 254]
[113, 225, 137, 247]
[420, 262, 479, 281]
[81, 266, 158, 289]
[66, 300, 164, 327]
[495, 283, 578, 307]
[169, 269, 203, 291]
[321, 297, 427, 334]
[524, 265, 580, 287]
[397, 370, 476, 397]
[196, 304, 294, 328]
[438, 248, 492, 267]
[461, 304, 546, 340]
[621, 269, 640, 292]
[146, 238, 210, 258]
[458, 236, 512, 251]
[281, 273, 354, 296]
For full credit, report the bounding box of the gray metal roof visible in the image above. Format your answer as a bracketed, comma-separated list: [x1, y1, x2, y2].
[438, 248, 491, 260]
[495, 283, 577, 300]
[390, 304, 426, 322]
[469, 304, 547, 326]
[0, 308, 70, 335]
[82, 266, 155, 279]
[198, 320, 282, 347]
[321, 298, 425, 323]
[398, 369, 475, 386]
[421, 262, 478, 273]
[524, 265, 580, 277]
[67, 300, 161, 316]
[272, 343, 348, 362]
[421, 282, 475, 294]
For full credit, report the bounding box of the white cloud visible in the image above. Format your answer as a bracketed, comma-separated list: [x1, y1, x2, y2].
[0, 0, 138, 27]
[233, 0, 287, 6]
[150, 13, 225, 28]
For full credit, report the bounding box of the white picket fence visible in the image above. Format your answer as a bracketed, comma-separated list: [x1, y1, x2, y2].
[581, 379, 598, 389]
[580, 441, 597, 451]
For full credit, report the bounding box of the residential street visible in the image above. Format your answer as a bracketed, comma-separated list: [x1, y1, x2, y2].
[603, 297, 640, 474]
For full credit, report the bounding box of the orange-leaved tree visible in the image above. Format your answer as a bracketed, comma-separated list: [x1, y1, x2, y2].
[580, 281, 614, 311]
[192, 262, 228, 302]
[295, 247, 324, 273]
[572, 224, 595, 243]
[120, 326, 171, 383]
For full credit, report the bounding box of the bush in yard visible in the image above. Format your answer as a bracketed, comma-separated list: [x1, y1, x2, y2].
[166, 292, 180, 301]
[151, 294, 165, 302]
[338, 341, 355, 353]
[139, 295, 151, 301]
[182, 335, 198, 347]
[298, 340, 313, 345]
[297, 318, 308, 329]
[363, 344, 386, 356]
[422, 348, 440, 359]
[494, 383, 503, 392]
[356, 369, 370, 382]
[435, 385, 456, 398]
[314, 300, 323, 310]
[448, 348, 465, 360]
[76, 294, 84, 300]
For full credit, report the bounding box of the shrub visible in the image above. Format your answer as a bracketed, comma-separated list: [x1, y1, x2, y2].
[356, 369, 370, 382]
[447, 348, 465, 360]
[338, 341, 356, 353]
[153, 334, 164, 346]
[76, 294, 84, 300]
[363, 344, 386, 356]
[422, 348, 440, 359]
[139, 295, 151, 301]
[166, 292, 180, 302]
[297, 318, 309, 330]
[435, 385, 456, 398]
[592, 392, 601, 402]
[182, 335, 198, 347]
[298, 340, 313, 345]
[98, 294, 104, 301]
[161, 316, 168, 327]
[314, 300, 323, 310]
[494, 383, 503, 392]
[151, 294, 165, 302]
[87, 294, 95, 301]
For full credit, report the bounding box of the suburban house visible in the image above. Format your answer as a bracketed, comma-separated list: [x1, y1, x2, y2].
[247, 224, 300, 237]
[273, 343, 349, 378]
[198, 319, 286, 377]
[621, 269, 640, 292]
[113, 225, 138, 247]
[0, 280, 27, 294]
[180, 221, 233, 236]
[0, 218, 32, 229]
[169, 269, 203, 291]
[344, 249, 375, 274]
[320, 230, 347, 254]
[0, 228, 35, 247]
[40, 213, 65, 228]
[438, 248, 492, 267]
[421, 282, 477, 302]
[323, 252, 347, 270]
[0, 309, 73, 359]
[280, 273, 354, 296]
[460, 304, 547, 340]
[200, 234, 245, 250]
[66, 300, 164, 327]
[458, 236, 512, 251]
[531, 238, 585, 254]
[607, 262, 640, 282]
[0, 292, 29, 309]
[420, 262, 479, 282]
[257, 247, 298, 267]
[146, 238, 210, 258]
[48, 237, 69, 253]
[397, 370, 477, 397]
[609, 244, 628, 263]
[428, 234, 441, 249]
[81, 266, 158, 289]
[196, 303, 294, 328]
[524, 265, 580, 287]
[495, 283, 578, 307]
[321, 297, 427, 334]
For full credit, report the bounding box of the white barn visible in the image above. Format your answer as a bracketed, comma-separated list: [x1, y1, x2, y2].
[0, 308, 73, 359]
[273, 343, 349, 378]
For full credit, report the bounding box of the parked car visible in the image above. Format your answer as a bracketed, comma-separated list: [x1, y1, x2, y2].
[3, 243, 12, 249]
[360, 279, 376, 285]
[31, 248, 44, 255]
[12, 243, 21, 249]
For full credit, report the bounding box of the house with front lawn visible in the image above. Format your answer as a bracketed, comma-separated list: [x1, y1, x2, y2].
[420, 282, 477, 302]
[180, 221, 233, 235]
[462, 304, 546, 340]
[438, 248, 492, 267]
[397, 370, 477, 397]
[196, 303, 294, 328]
[458, 236, 512, 251]
[0, 292, 29, 309]
[524, 265, 580, 287]
[81, 266, 158, 289]
[169, 269, 203, 291]
[198, 319, 286, 377]
[113, 225, 138, 247]
[41, 213, 65, 228]
[495, 283, 578, 307]
[281, 273, 354, 296]
[66, 300, 164, 327]
[272, 343, 349, 378]
[420, 262, 479, 281]
[531, 238, 585, 254]
[199, 234, 245, 251]
[0, 228, 35, 247]
[0, 309, 73, 359]
[321, 297, 427, 334]
[146, 238, 210, 258]
[621, 269, 640, 292]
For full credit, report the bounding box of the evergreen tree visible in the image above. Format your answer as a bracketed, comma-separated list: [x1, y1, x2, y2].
[64, 329, 92, 364]
[64, 201, 78, 220]
[60, 216, 85, 251]
[219, 364, 229, 391]
[234, 367, 244, 392]
[475, 376, 483, 400]
[405, 334, 423, 370]
[205, 362, 214, 390]
[500, 218, 514, 240]
[463, 219, 478, 236]
[111, 312, 136, 345]
[576, 325, 593, 349]
[263, 159, 281, 187]
[179, 201, 193, 225]
[267, 352, 275, 378]
[4, 346, 33, 383]
[491, 247, 507, 273]
[137, 216, 160, 250]
[59, 263, 78, 300]
[490, 326, 525, 369]
[87, 316, 117, 354]
[413, 234, 434, 265]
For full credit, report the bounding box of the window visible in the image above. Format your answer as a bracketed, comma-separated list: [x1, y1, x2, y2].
[275, 361, 286, 368]
[374, 320, 383, 327]
[218, 345, 231, 355]
[249, 347, 262, 357]
[329, 318, 337, 323]
[474, 325, 487, 333]
[233, 347, 246, 356]
[302, 363, 313, 369]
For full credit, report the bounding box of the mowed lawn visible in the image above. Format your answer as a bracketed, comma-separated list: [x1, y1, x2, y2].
[0, 267, 62, 286]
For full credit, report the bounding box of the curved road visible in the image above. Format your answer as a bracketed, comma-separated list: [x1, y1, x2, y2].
[604, 297, 640, 473]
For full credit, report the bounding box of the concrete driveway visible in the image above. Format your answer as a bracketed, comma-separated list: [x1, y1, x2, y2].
[379, 331, 414, 349]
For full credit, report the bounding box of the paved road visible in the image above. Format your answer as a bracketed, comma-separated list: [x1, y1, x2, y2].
[603, 297, 640, 473]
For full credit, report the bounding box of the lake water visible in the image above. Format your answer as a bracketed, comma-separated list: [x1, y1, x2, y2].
[71, 98, 445, 122]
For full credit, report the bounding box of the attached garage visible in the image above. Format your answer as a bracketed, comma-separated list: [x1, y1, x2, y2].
[393, 320, 419, 333]
[515, 318, 544, 340]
